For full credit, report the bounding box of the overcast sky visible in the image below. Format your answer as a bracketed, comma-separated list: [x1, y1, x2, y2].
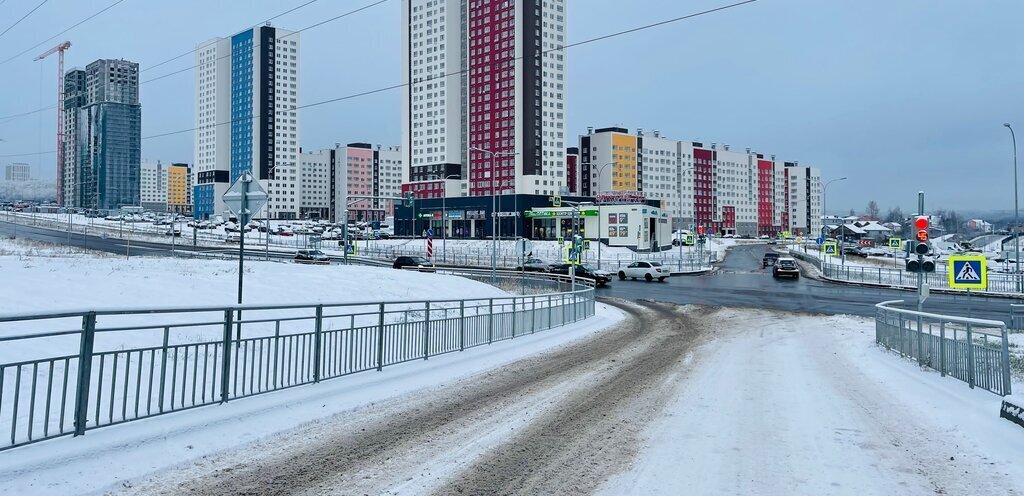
[0, 0, 1021, 214]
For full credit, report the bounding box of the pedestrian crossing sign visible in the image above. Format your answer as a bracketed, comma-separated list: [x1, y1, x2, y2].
[948, 255, 986, 289]
[823, 242, 838, 256]
[888, 238, 902, 249]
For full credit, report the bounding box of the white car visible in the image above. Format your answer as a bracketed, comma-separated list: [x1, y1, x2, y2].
[617, 261, 669, 282]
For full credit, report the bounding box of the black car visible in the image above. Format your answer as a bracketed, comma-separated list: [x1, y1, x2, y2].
[393, 256, 436, 272]
[843, 246, 869, 258]
[548, 263, 612, 287]
[762, 252, 780, 268]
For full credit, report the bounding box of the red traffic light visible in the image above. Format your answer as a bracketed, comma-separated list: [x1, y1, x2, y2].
[697, 226, 704, 235]
[914, 216, 929, 230]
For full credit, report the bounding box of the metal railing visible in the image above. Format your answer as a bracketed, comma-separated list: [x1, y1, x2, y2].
[875, 300, 1012, 396]
[792, 249, 1024, 295]
[354, 244, 712, 272]
[0, 270, 595, 451]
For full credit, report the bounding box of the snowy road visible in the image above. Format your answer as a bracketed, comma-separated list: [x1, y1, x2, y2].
[99, 304, 1024, 495]
[116, 299, 707, 495]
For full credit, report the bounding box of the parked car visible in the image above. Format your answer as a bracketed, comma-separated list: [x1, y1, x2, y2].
[225, 233, 241, 243]
[517, 258, 552, 272]
[762, 252, 780, 268]
[617, 261, 668, 282]
[393, 256, 435, 272]
[164, 227, 182, 237]
[294, 249, 331, 264]
[843, 246, 869, 258]
[549, 263, 612, 287]
[773, 257, 800, 279]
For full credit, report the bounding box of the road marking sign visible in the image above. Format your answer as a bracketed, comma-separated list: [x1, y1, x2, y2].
[822, 242, 838, 256]
[888, 238, 902, 249]
[684, 234, 695, 246]
[550, 195, 562, 207]
[948, 255, 987, 289]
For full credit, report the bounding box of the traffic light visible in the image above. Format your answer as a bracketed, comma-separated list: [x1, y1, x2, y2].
[914, 216, 929, 242]
[403, 191, 415, 207]
[907, 256, 936, 273]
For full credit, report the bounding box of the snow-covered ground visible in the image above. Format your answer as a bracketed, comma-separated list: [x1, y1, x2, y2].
[601, 311, 1024, 495]
[0, 302, 626, 496]
[1, 211, 733, 273]
[0, 237, 508, 363]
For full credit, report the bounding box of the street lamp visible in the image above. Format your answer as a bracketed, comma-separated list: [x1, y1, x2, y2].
[428, 173, 459, 263]
[822, 177, 848, 238]
[469, 145, 515, 280]
[1005, 123, 1020, 288]
[585, 161, 615, 269]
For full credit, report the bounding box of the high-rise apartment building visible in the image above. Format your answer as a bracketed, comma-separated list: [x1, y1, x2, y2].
[62, 59, 141, 210]
[4, 163, 30, 182]
[298, 145, 345, 222]
[401, 0, 568, 199]
[140, 161, 167, 211]
[299, 143, 402, 222]
[578, 127, 822, 236]
[193, 25, 300, 220]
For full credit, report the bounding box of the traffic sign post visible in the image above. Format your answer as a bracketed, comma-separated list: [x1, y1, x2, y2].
[222, 171, 269, 339]
[822, 242, 838, 256]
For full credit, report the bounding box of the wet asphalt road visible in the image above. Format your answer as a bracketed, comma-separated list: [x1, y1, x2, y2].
[3, 219, 1019, 322]
[600, 243, 1022, 322]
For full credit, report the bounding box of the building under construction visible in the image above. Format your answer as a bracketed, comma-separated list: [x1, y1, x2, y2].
[62, 59, 141, 210]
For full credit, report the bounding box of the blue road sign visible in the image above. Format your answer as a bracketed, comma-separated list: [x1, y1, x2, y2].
[948, 256, 987, 289]
[816, 237, 824, 245]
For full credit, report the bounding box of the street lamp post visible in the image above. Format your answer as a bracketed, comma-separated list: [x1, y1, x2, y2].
[586, 162, 615, 270]
[822, 177, 848, 264]
[470, 146, 515, 280]
[1005, 123, 1020, 290]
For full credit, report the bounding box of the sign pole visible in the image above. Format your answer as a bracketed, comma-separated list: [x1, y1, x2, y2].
[917, 191, 925, 313]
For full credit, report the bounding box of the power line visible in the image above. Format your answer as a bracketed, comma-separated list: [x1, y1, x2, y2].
[0, 0, 128, 66]
[0, 105, 56, 124]
[143, 0, 323, 74]
[0, 0, 388, 123]
[142, 0, 390, 85]
[143, 0, 758, 141]
[0, 0, 49, 40]
[1, 0, 758, 157]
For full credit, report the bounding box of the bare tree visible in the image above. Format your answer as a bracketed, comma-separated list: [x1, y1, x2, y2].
[866, 200, 880, 220]
[884, 206, 904, 224]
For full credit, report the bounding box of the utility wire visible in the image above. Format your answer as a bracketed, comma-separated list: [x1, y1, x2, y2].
[141, 0, 390, 85]
[0, 0, 48, 40]
[143, 0, 323, 73]
[0, 0, 128, 66]
[0, 0, 387, 122]
[0, 0, 759, 157]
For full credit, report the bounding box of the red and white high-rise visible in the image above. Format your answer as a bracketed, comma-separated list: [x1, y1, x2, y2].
[401, 0, 568, 200]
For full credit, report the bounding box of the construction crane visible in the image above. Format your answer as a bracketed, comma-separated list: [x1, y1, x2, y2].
[35, 41, 71, 206]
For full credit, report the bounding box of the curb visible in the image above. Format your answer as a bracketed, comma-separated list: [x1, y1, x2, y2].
[1001, 396, 1024, 429]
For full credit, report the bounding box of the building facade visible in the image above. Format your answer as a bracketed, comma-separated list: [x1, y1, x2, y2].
[167, 163, 192, 214]
[62, 59, 141, 210]
[577, 127, 822, 236]
[4, 163, 30, 182]
[193, 25, 300, 220]
[401, 0, 567, 200]
[140, 161, 167, 211]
